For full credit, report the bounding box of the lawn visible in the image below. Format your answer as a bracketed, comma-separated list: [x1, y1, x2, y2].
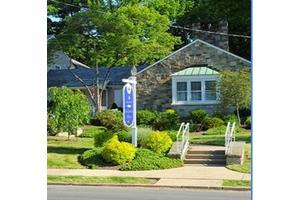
[226, 143, 251, 174]
[48, 175, 157, 184]
[47, 136, 94, 169]
[223, 180, 251, 187]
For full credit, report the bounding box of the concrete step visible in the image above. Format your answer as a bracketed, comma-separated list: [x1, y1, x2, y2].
[185, 154, 226, 159]
[183, 158, 226, 165]
[187, 150, 225, 155]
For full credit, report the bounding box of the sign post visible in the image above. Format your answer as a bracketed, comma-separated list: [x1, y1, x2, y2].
[122, 77, 137, 147]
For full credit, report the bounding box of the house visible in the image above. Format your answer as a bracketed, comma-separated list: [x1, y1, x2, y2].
[47, 39, 250, 116]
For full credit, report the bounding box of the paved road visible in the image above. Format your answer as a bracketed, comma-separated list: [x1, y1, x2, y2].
[48, 185, 250, 200]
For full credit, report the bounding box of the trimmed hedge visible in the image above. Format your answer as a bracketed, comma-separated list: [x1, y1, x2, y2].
[79, 148, 105, 168]
[94, 130, 114, 147]
[202, 117, 225, 130]
[142, 131, 173, 155]
[102, 135, 137, 165]
[93, 109, 126, 132]
[120, 149, 183, 171]
[137, 110, 156, 126]
[189, 109, 208, 124]
[153, 109, 180, 130]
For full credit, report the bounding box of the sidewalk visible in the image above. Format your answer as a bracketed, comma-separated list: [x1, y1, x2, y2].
[48, 166, 250, 188]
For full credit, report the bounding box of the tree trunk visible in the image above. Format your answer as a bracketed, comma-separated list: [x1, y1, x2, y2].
[236, 105, 241, 126]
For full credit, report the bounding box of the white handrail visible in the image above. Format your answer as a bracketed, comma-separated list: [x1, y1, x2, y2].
[225, 122, 236, 155]
[176, 122, 190, 159]
[176, 123, 185, 153]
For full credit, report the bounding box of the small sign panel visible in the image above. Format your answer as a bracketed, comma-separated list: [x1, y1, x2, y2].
[123, 83, 134, 127]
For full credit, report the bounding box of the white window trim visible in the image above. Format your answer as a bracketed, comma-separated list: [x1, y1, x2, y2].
[171, 75, 220, 105]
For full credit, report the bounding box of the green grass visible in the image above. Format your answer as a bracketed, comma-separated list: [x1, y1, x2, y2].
[47, 136, 94, 169]
[226, 143, 251, 174]
[223, 180, 251, 187]
[79, 126, 107, 138]
[47, 175, 156, 184]
[190, 133, 251, 146]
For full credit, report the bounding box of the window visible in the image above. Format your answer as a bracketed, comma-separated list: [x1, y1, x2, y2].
[205, 81, 217, 101]
[172, 77, 219, 105]
[176, 82, 187, 101]
[191, 81, 202, 101]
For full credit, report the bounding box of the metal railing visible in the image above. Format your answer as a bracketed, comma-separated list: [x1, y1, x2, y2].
[225, 122, 236, 154]
[176, 122, 190, 160]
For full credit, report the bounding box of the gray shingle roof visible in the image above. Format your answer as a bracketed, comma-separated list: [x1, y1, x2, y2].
[47, 65, 148, 88]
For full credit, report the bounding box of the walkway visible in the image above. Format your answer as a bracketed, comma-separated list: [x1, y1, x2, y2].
[48, 166, 250, 188]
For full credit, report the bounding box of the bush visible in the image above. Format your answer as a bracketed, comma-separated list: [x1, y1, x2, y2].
[94, 109, 126, 132]
[202, 117, 224, 130]
[47, 113, 59, 136]
[152, 109, 180, 130]
[79, 148, 105, 168]
[137, 127, 153, 146]
[137, 110, 156, 126]
[142, 131, 173, 155]
[94, 130, 114, 147]
[166, 130, 177, 142]
[223, 114, 239, 124]
[244, 116, 251, 129]
[102, 135, 137, 165]
[189, 109, 208, 124]
[120, 149, 183, 171]
[80, 126, 107, 138]
[115, 130, 131, 143]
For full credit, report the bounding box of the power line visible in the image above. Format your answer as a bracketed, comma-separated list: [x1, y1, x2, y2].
[49, 0, 251, 39]
[171, 25, 251, 39]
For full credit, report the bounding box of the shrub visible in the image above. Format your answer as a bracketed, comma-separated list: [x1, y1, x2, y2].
[47, 87, 90, 137]
[152, 109, 180, 130]
[102, 135, 137, 165]
[137, 110, 156, 125]
[166, 130, 177, 142]
[142, 131, 173, 155]
[79, 148, 105, 168]
[189, 109, 208, 124]
[94, 109, 126, 132]
[202, 117, 224, 130]
[47, 113, 59, 136]
[120, 149, 183, 171]
[80, 126, 107, 138]
[115, 130, 131, 143]
[137, 126, 153, 146]
[223, 114, 239, 124]
[244, 116, 251, 129]
[94, 130, 114, 147]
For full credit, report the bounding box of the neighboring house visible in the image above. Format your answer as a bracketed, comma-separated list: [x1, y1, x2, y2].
[47, 35, 90, 71]
[47, 39, 250, 116]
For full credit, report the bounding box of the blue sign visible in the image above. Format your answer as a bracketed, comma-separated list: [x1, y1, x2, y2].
[123, 83, 134, 127]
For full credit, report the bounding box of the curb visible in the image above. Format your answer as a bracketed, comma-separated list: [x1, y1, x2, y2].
[48, 183, 251, 191]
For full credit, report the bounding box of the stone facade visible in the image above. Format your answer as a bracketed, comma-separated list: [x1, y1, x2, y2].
[136, 39, 250, 116]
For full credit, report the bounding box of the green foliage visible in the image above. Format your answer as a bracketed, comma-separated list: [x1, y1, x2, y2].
[102, 135, 137, 165]
[137, 110, 157, 126]
[204, 125, 227, 135]
[142, 131, 173, 155]
[202, 117, 224, 130]
[244, 116, 251, 129]
[115, 130, 131, 143]
[94, 109, 126, 132]
[47, 113, 60, 136]
[219, 70, 251, 124]
[47, 87, 90, 136]
[223, 114, 239, 124]
[137, 126, 153, 146]
[153, 109, 180, 130]
[79, 126, 107, 138]
[166, 130, 177, 142]
[79, 148, 105, 168]
[121, 148, 183, 171]
[94, 130, 114, 147]
[49, 4, 181, 67]
[189, 109, 208, 124]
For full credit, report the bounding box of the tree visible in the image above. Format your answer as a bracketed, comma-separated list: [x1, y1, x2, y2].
[219, 69, 251, 125]
[48, 4, 181, 112]
[47, 87, 91, 139]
